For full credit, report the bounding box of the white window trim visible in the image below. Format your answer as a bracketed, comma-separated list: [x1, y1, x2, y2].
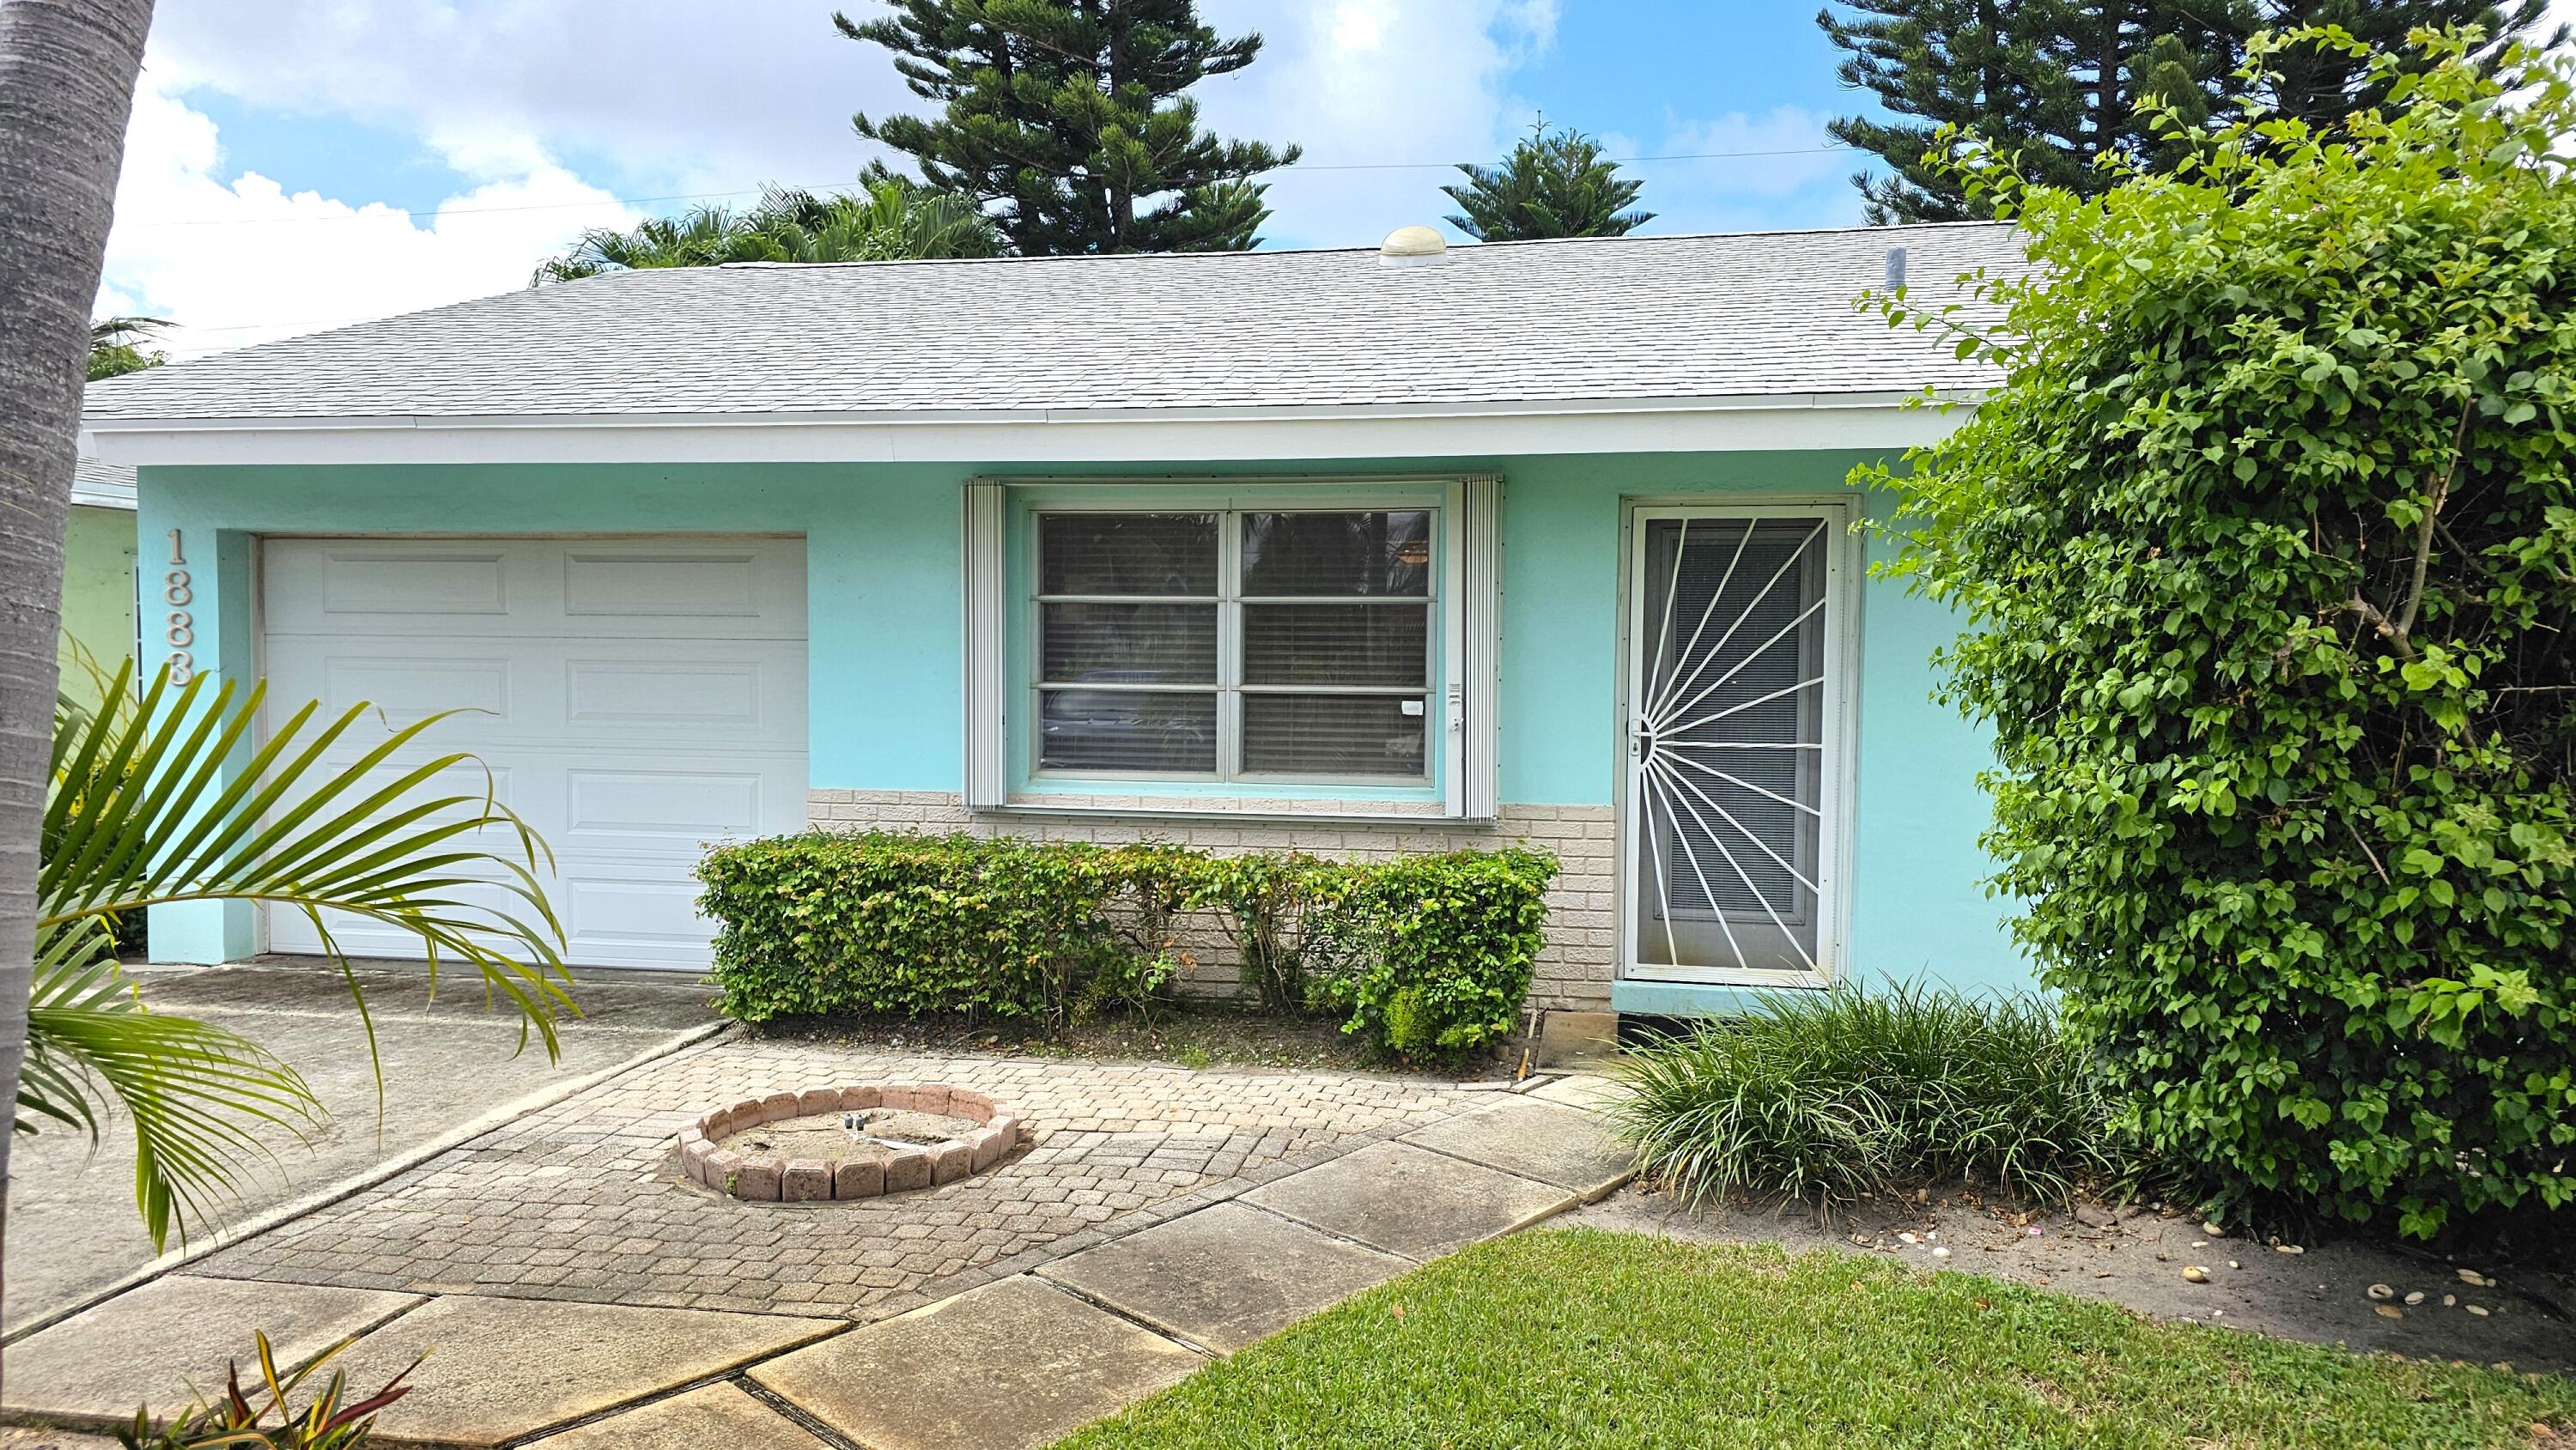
[963, 474, 1500, 819]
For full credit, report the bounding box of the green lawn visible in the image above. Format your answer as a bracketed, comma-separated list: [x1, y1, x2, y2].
[1055, 1229, 2575, 1450]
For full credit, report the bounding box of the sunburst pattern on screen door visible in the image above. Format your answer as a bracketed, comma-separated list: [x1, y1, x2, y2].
[1630, 516, 1828, 976]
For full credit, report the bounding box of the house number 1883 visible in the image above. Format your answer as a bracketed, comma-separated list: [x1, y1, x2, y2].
[164, 530, 195, 684]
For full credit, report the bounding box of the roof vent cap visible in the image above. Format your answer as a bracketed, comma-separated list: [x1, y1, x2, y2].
[1379, 225, 1449, 267]
[1885, 245, 1909, 292]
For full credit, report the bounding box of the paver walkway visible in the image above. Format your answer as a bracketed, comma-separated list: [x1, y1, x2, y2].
[3, 1036, 1633, 1450]
[9, 957, 722, 1329]
[193, 1040, 1491, 1320]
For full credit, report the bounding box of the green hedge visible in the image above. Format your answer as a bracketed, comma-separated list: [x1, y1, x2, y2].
[696, 832, 1557, 1063]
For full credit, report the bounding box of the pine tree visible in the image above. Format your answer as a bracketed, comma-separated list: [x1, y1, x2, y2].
[1818, 1, 2552, 224]
[1819, 1, 2233, 223]
[1443, 123, 1655, 241]
[835, 1, 1299, 255]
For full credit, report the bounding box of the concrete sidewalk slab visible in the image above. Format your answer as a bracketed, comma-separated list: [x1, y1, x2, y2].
[329, 1295, 839, 1447]
[3, 1276, 422, 1423]
[1526, 1073, 1629, 1111]
[1040, 1201, 1412, 1353]
[1242, 1141, 1571, 1260]
[1401, 1096, 1634, 1197]
[0, 1428, 118, 1450]
[524, 1382, 826, 1450]
[751, 1276, 1203, 1450]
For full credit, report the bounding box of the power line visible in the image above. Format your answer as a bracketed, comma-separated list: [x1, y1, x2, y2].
[116, 143, 1854, 229]
[1288, 143, 1848, 173]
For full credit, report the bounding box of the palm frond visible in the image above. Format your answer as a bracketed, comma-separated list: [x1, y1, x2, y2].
[33, 660, 577, 1248]
[27, 919, 321, 1250]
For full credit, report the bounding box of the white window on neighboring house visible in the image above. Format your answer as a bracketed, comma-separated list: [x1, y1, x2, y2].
[963, 478, 1500, 818]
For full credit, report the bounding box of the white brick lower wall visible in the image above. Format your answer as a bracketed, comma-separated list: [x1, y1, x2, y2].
[803, 789, 1619, 1013]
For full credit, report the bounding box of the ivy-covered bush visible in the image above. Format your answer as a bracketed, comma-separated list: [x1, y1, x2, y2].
[1859, 31, 2576, 1237]
[696, 833, 1558, 1063]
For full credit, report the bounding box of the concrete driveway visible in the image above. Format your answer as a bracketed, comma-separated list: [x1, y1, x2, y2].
[7, 956, 721, 1332]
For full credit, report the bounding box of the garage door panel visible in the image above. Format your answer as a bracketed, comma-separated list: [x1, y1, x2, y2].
[259, 536, 807, 970]
[320, 548, 513, 618]
[563, 768, 765, 846]
[565, 658, 774, 731]
[310, 656, 516, 727]
[260, 646, 522, 730]
[564, 550, 756, 618]
[558, 868, 721, 966]
[260, 543, 512, 630]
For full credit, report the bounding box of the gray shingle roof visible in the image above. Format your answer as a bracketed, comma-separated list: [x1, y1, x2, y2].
[83, 222, 2024, 423]
[71, 453, 136, 509]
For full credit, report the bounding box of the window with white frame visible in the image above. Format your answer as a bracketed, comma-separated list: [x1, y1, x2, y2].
[1036, 508, 1435, 780]
[963, 478, 1501, 816]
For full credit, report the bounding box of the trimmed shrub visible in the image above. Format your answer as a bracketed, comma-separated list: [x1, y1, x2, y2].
[696, 832, 1558, 1063]
[1856, 33, 2576, 1237]
[1608, 983, 2134, 1210]
[696, 833, 1184, 1028]
[1311, 848, 1558, 1059]
[1179, 851, 1370, 1014]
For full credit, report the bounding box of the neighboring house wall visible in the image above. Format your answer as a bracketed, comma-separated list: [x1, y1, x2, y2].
[135, 450, 2015, 1009]
[59, 503, 137, 711]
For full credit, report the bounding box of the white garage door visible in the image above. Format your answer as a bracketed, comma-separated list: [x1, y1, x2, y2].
[259, 537, 808, 970]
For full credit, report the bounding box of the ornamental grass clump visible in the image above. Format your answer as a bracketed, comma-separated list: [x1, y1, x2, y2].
[1857, 27, 2576, 1238]
[1608, 983, 2131, 1211]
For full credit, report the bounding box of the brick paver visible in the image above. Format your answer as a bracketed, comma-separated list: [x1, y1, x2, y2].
[194, 1040, 1489, 1320]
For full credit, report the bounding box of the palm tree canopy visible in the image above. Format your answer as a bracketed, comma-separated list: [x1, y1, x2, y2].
[1443, 124, 1655, 242]
[88, 313, 171, 380]
[532, 178, 1003, 283]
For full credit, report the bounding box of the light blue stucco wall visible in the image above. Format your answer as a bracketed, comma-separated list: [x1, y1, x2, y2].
[137, 452, 2020, 997]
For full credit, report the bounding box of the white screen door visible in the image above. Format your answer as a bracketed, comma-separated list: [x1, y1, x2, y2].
[1622, 505, 1848, 984]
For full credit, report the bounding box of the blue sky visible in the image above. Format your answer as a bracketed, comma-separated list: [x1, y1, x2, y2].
[103, 3, 1884, 355]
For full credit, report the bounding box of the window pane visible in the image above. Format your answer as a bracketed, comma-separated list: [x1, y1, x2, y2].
[1042, 603, 1217, 684]
[1242, 695, 1427, 777]
[1041, 513, 1218, 596]
[1039, 690, 1217, 773]
[1240, 511, 1431, 597]
[1242, 604, 1428, 687]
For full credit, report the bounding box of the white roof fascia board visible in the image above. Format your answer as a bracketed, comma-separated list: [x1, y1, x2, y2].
[84, 392, 1978, 468]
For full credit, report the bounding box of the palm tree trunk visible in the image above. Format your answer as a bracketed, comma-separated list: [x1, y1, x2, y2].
[0, 0, 159, 1351]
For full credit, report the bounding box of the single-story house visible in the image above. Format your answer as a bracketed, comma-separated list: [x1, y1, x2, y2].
[81, 221, 2028, 1021]
[59, 451, 138, 713]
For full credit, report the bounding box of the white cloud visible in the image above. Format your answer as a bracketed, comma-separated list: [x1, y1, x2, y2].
[1196, 0, 1561, 247]
[103, 74, 641, 355]
[136, 0, 908, 198]
[100, 0, 923, 355]
[1606, 106, 1861, 235]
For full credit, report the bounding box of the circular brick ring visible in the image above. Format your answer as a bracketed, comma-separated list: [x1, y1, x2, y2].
[676, 1083, 1021, 1204]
